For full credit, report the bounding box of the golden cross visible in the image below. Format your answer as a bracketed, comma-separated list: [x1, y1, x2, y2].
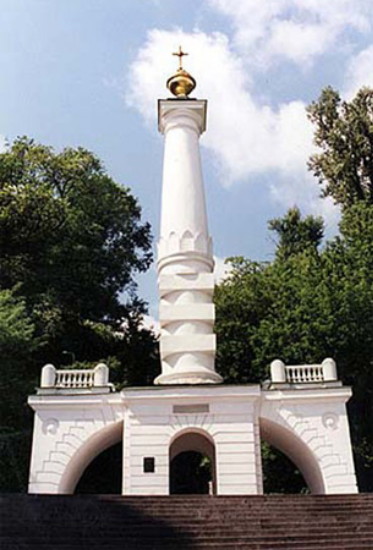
[173, 46, 188, 70]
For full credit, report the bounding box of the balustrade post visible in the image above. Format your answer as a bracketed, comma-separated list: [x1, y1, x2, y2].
[41, 364, 56, 388]
[94, 363, 109, 386]
[322, 358, 337, 382]
[270, 359, 286, 383]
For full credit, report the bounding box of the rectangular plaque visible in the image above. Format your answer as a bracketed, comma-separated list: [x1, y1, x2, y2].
[173, 404, 209, 414]
[143, 457, 155, 473]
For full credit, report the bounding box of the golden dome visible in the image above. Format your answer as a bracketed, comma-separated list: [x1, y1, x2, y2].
[167, 68, 196, 98]
[167, 46, 196, 98]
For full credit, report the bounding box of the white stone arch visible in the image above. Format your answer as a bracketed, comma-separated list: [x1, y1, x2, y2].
[259, 386, 358, 494]
[30, 418, 123, 495]
[169, 427, 217, 494]
[57, 420, 123, 494]
[169, 426, 215, 460]
[259, 389, 359, 494]
[260, 416, 325, 494]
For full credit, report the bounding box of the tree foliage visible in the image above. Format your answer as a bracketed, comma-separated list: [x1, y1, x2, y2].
[216, 88, 373, 492]
[0, 137, 159, 491]
[307, 87, 373, 208]
[0, 289, 37, 427]
[0, 138, 157, 363]
[215, 204, 373, 492]
[0, 289, 37, 492]
[0, 137, 153, 322]
[268, 207, 324, 259]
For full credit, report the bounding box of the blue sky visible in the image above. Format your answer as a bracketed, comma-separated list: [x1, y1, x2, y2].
[1, 0, 372, 323]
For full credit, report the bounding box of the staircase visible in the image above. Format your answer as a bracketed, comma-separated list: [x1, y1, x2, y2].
[1, 494, 373, 549]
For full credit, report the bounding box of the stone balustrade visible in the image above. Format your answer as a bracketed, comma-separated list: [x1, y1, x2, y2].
[39, 363, 112, 392]
[270, 358, 338, 384]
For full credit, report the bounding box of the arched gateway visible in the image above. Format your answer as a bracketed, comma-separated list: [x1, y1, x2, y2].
[169, 429, 216, 494]
[29, 375, 357, 495]
[28, 53, 358, 496]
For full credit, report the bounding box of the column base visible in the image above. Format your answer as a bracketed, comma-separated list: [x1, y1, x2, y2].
[154, 369, 223, 385]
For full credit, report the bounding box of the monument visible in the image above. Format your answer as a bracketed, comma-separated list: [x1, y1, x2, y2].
[27, 50, 358, 496]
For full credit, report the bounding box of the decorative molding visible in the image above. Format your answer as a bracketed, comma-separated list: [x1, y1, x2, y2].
[33, 403, 121, 492]
[42, 418, 59, 435]
[322, 412, 339, 430]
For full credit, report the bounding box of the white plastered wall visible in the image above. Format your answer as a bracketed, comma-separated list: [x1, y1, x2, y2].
[28, 393, 123, 494]
[260, 388, 358, 494]
[28, 384, 358, 495]
[122, 385, 263, 495]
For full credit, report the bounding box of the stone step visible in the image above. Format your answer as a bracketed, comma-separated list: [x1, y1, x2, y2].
[100, 495, 373, 504]
[5, 523, 371, 537]
[45, 501, 373, 512]
[78, 499, 373, 507]
[2, 545, 372, 550]
[110, 497, 372, 503]
[3, 512, 372, 524]
[3, 535, 373, 549]
[1, 494, 373, 550]
[4, 517, 372, 532]
[5, 508, 371, 517]
[89, 497, 373, 507]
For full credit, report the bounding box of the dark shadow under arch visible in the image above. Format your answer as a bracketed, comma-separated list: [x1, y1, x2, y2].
[260, 417, 325, 494]
[261, 440, 309, 494]
[170, 451, 212, 494]
[169, 430, 216, 495]
[75, 441, 122, 494]
[58, 421, 123, 494]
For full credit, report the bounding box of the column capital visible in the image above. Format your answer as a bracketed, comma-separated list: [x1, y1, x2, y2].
[158, 99, 207, 135]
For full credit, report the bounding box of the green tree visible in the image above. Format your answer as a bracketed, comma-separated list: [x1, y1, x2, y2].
[307, 87, 373, 486]
[268, 207, 324, 259]
[0, 137, 156, 363]
[215, 205, 373, 492]
[0, 137, 159, 491]
[215, 257, 271, 383]
[322, 203, 373, 488]
[215, 87, 373, 492]
[0, 137, 152, 322]
[0, 289, 36, 426]
[307, 87, 373, 208]
[0, 289, 37, 491]
[215, 211, 327, 385]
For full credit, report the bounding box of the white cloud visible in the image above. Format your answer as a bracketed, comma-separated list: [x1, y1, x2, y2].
[318, 196, 341, 237]
[344, 44, 373, 98]
[269, 172, 340, 234]
[207, 0, 372, 66]
[126, 0, 372, 227]
[127, 29, 314, 185]
[126, 29, 348, 222]
[214, 256, 232, 283]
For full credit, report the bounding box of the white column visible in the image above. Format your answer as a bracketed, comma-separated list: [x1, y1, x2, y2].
[155, 99, 222, 385]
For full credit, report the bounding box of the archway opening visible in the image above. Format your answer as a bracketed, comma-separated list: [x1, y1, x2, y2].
[261, 441, 308, 494]
[169, 431, 216, 495]
[58, 421, 123, 494]
[75, 441, 122, 494]
[260, 417, 325, 494]
[170, 451, 212, 494]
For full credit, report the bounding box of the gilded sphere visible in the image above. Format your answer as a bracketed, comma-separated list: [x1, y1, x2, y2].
[167, 69, 196, 98]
